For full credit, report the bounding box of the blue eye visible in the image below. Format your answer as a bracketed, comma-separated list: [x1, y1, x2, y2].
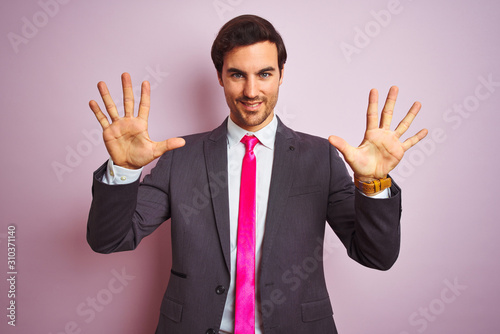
[231, 73, 244, 79]
[260, 73, 270, 78]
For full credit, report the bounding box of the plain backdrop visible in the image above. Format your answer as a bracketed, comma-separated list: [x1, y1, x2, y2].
[1, 0, 499, 333]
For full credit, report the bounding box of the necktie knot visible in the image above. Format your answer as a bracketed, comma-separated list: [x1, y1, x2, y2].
[241, 135, 259, 152]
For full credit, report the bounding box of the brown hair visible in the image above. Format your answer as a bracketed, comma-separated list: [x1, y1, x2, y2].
[211, 15, 287, 75]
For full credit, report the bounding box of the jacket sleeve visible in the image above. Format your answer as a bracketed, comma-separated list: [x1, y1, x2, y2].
[86, 152, 173, 254]
[326, 144, 402, 270]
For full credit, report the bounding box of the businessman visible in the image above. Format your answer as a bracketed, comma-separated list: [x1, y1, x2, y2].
[87, 15, 427, 334]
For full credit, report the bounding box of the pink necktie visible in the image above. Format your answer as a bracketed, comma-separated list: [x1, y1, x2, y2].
[234, 135, 259, 334]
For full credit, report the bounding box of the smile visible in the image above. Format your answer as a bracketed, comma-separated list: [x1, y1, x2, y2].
[240, 101, 263, 110]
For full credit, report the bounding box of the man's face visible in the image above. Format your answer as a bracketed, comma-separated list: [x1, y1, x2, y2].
[218, 41, 284, 132]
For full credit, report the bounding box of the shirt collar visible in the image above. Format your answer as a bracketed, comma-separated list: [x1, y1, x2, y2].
[227, 113, 277, 150]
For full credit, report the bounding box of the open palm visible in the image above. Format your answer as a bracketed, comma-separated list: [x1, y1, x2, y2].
[89, 73, 185, 169]
[329, 86, 428, 181]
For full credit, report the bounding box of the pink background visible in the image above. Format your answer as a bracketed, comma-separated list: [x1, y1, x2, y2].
[1, 0, 499, 333]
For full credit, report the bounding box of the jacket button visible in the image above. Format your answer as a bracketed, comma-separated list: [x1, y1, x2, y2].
[215, 285, 226, 295]
[206, 329, 217, 334]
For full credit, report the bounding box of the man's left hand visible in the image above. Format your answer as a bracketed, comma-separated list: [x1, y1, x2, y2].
[328, 86, 428, 182]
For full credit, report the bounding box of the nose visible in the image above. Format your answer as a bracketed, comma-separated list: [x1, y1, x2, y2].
[243, 77, 259, 99]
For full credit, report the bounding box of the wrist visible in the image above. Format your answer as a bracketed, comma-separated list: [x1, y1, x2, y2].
[110, 158, 142, 170]
[353, 174, 388, 182]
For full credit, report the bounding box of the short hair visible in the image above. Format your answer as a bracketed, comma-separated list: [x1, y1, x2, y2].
[211, 15, 287, 74]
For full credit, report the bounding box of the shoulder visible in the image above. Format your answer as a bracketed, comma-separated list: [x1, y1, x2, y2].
[295, 130, 329, 146]
[277, 118, 330, 150]
[181, 130, 213, 146]
[157, 120, 227, 163]
[181, 118, 228, 146]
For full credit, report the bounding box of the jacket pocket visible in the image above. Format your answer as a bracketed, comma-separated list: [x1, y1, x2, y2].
[301, 297, 333, 322]
[289, 185, 322, 197]
[160, 297, 183, 323]
[170, 269, 187, 279]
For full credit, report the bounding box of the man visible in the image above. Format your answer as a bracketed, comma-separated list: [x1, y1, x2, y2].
[87, 15, 427, 334]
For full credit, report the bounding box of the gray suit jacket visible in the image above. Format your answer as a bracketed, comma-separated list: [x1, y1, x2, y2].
[87, 117, 402, 334]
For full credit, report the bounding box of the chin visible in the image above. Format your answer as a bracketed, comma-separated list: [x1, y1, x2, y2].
[230, 106, 273, 130]
[242, 114, 268, 127]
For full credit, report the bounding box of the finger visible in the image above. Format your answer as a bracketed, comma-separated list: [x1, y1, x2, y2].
[366, 88, 379, 131]
[328, 135, 354, 161]
[153, 137, 186, 158]
[138, 81, 151, 120]
[121, 72, 135, 117]
[89, 100, 110, 129]
[402, 128, 429, 151]
[380, 86, 398, 130]
[97, 81, 119, 121]
[394, 101, 421, 138]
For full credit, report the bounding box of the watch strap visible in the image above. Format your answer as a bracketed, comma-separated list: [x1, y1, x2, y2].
[354, 176, 392, 194]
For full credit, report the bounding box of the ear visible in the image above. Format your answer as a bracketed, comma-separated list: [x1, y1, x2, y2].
[217, 71, 224, 87]
[279, 66, 285, 86]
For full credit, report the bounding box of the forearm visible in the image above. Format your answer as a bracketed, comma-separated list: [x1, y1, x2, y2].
[327, 182, 401, 271]
[87, 155, 173, 254]
[87, 162, 142, 254]
[349, 182, 401, 270]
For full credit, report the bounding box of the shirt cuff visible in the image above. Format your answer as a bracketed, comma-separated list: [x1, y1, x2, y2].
[102, 159, 142, 185]
[358, 187, 391, 199]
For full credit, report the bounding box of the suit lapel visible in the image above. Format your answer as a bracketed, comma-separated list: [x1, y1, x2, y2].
[204, 119, 231, 272]
[260, 119, 298, 270]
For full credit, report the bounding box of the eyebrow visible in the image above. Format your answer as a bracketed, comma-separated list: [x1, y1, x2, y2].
[227, 66, 277, 75]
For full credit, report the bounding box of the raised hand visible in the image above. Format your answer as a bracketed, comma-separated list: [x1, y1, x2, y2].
[328, 86, 428, 182]
[89, 73, 185, 169]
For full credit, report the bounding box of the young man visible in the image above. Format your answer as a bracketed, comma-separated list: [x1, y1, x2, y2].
[87, 15, 427, 334]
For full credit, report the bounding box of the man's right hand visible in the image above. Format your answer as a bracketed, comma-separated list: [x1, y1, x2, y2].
[89, 72, 185, 169]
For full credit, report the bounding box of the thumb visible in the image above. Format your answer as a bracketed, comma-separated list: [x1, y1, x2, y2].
[328, 135, 349, 155]
[154, 137, 186, 158]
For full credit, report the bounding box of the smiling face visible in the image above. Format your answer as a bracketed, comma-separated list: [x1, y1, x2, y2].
[218, 41, 284, 132]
